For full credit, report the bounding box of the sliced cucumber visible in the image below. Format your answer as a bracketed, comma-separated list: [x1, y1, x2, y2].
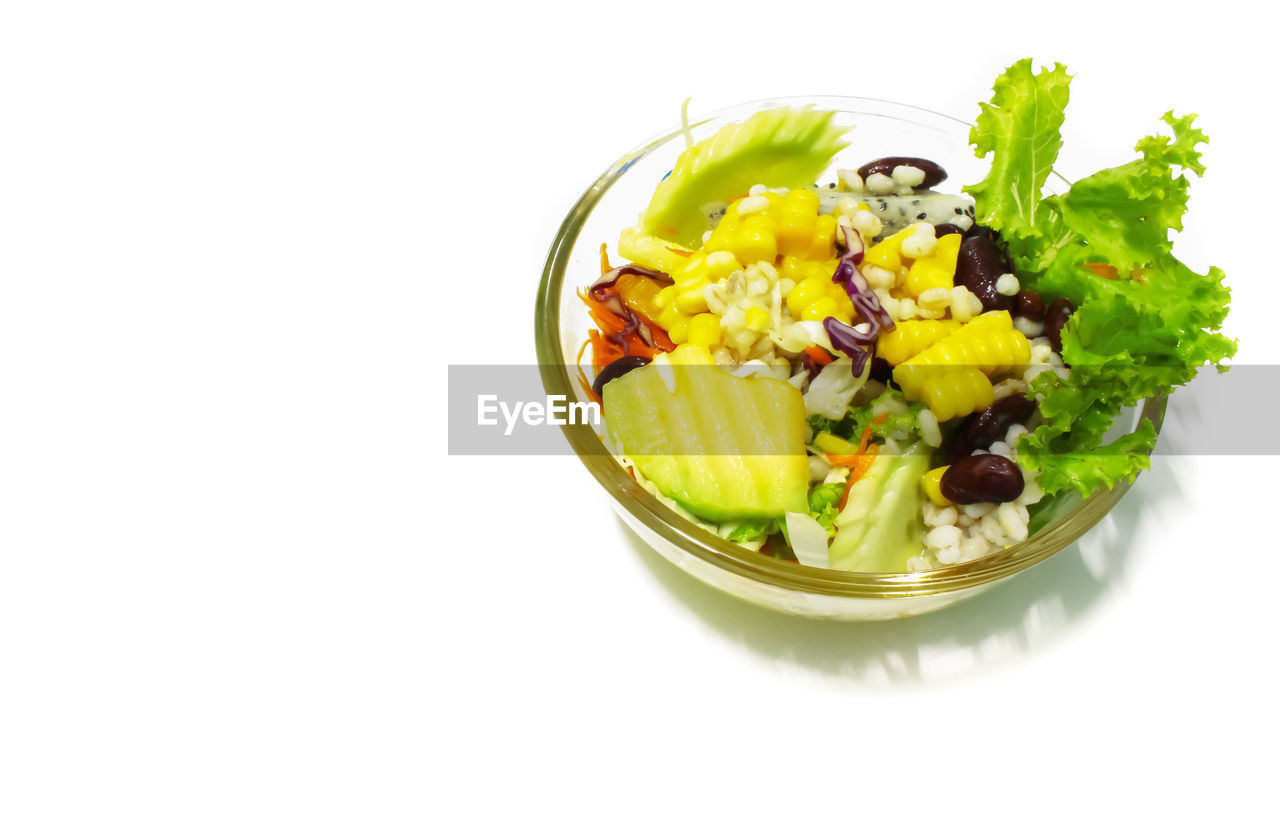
[603, 346, 809, 522]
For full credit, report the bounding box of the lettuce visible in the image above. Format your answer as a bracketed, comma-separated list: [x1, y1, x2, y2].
[966, 60, 1237, 497]
[807, 483, 844, 537]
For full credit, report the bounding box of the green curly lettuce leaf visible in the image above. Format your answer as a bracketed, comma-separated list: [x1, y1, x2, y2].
[965, 60, 1236, 497]
[962, 58, 1072, 261]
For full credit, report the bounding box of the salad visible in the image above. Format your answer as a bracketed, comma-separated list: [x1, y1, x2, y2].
[576, 59, 1235, 572]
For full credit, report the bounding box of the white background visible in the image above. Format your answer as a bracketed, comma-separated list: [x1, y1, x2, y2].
[1, 1, 1276, 816]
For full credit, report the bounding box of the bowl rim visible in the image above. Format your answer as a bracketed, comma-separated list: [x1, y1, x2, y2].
[534, 95, 1166, 598]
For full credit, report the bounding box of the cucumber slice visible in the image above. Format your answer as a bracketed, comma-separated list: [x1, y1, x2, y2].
[640, 107, 850, 247]
[603, 346, 809, 522]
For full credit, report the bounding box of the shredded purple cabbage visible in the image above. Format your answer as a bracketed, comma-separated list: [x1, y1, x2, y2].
[588, 264, 673, 352]
[821, 318, 871, 377]
[831, 225, 894, 333]
[821, 225, 896, 375]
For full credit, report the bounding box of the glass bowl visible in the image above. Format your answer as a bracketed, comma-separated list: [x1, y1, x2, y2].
[535, 96, 1165, 621]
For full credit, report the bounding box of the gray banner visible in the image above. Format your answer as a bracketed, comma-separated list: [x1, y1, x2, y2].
[447, 364, 1279, 456]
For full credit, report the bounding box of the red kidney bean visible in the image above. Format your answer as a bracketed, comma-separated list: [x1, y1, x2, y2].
[855, 156, 948, 189]
[593, 356, 649, 398]
[869, 356, 893, 383]
[964, 224, 1000, 242]
[1015, 291, 1045, 323]
[1044, 298, 1075, 353]
[933, 223, 965, 237]
[946, 395, 1037, 464]
[955, 235, 1014, 312]
[941, 454, 1025, 504]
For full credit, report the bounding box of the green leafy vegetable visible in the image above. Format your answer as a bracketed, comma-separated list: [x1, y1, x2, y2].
[965, 59, 1236, 497]
[808, 385, 924, 444]
[807, 483, 844, 537]
[963, 58, 1072, 260]
[640, 106, 850, 246]
[726, 519, 779, 543]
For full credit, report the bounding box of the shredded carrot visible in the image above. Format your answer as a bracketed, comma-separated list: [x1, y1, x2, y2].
[578, 289, 628, 335]
[666, 246, 693, 258]
[805, 346, 834, 366]
[838, 445, 880, 510]
[832, 417, 886, 511]
[861, 420, 880, 448]
[1083, 262, 1118, 279]
[600, 243, 612, 275]
[575, 338, 602, 406]
[1131, 268, 1149, 285]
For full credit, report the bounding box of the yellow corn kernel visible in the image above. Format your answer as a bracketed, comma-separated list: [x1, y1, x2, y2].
[687, 312, 722, 347]
[666, 316, 691, 344]
[905, 255, 956, 299]
[800, 213, 837, 261]
[922, 467, 952, 507]
[919, 368, 995, 422]
[777, 256, 822, 281]
[667, 343, 715, 366]
[876, 319, 961, 365]
[670, 252, 706, 285]
[814, 431, 858, 457]
[775, 189, 820, 257]
[703, 201, 742, 252]
[802, 295, 840, 322]
[893, 311, 1030, 400]
[730, 214, 778, 265]
[704, 250, 742, 280]
[744, 306, 770, 331]
[653, 285, 676, 311]
[863, 225, 914, 270]
[786, 276, 826, 317]
[674, 279, 709, 313]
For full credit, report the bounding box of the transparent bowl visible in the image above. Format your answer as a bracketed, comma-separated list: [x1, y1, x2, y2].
[535, 96, 1165, 620]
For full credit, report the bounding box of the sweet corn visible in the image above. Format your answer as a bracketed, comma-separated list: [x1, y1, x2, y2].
[674, 280, 709, 313]
[671, 252, 706, 285]
[922, 467, 951, 507]
[903, 233, 962, 299]
[656, 302, 683, 332]
[703, 202, 742, 254]
[876, 319, 960, 365]
[919, 368, 996, 422]
[893, 310, 1031, 399]
[904, 255, 954, 298]
[728, 214, 778, 265]
[802, 296, 839, 322]
[704, 250, 742, 280]
[814, 431, 858, 457]
[667, 316, 691, 344]
[687, 312, 723, 347]
[863, 225, 914, 270]
[744, 305, 770, 331]
[775, 189, 820, 257]
[799, 213, 837, 261]
[786, 276, 826, 317]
